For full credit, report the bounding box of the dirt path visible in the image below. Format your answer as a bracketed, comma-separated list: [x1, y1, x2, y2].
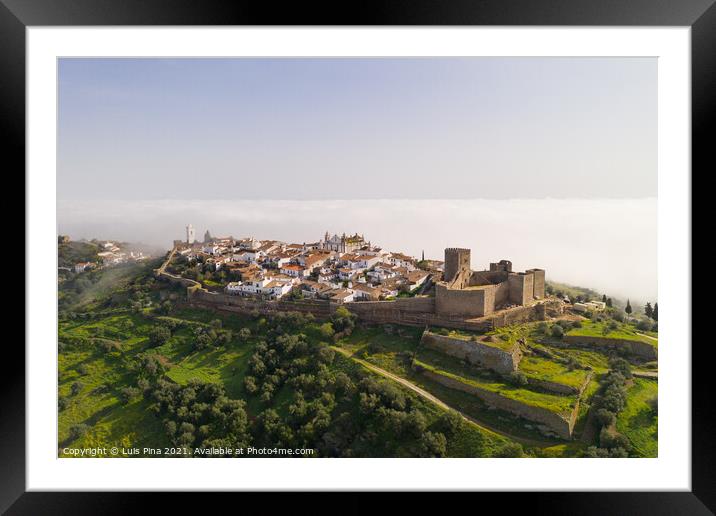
[331, 346, 556, 448]
[636, 332, 658, 342]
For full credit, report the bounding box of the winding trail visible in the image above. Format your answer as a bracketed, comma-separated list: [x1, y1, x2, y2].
[331, 346, 556, 448]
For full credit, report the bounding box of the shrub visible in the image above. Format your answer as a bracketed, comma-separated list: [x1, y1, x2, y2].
[331, 306, 356, 333]
[69, 423, 89, 440]
[100, 340, 121, 353]
[439, 411, 463, 436]
[319, 322, 335, 339]
[571, 320, 583, 329]
[595, 408, 616, 428]
[244, 376, 259, 394]
[600, 427, 630, 451]
[609, 357, 632, 379]
[70, 381, 84, 396]
[636, 319, 652, 331]
[418, 431, 447, 458]
[509, 371, 528, 386]
[583, 446, 628, 458]
[648, 396, 658, 415]
[119, 386, 140, 404]
[494, 442, 525, 458]
[149, 325, 171, 347]
[551, 325, 564, 339]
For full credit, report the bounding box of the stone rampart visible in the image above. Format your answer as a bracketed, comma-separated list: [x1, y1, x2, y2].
[420, 331, 521, 374]
[562, 335, 657, 360]
[487, 299, 562, 327]
[419, 369, 578, 439]
[527, 370, 593, 396]
[435, 282, 490, 318]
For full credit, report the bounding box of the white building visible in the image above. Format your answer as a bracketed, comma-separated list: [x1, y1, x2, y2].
[280, 264, 308, 278]
[74, 262, 94, 273]
[225, 277, 293, 300]
[186, 224, 196, 244]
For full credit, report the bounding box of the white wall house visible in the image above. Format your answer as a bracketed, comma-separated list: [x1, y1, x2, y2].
[280, 264, 308, 278]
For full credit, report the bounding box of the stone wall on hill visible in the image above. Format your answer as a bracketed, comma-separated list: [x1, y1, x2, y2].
[419, 369, 579, 439]
[561, 335, 657, 360]
[420, 331, 522, 374]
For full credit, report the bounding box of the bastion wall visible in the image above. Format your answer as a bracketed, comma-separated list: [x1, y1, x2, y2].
[420, 331, 522, 374]
[561, 335, 658, 360]
[419, 369, 579, 439]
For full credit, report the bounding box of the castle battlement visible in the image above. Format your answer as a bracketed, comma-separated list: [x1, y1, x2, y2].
[436, 248, 545, 318]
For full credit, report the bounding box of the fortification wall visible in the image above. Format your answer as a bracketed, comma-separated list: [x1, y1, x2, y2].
[527, 371, 593, 396]
[345, 297, 434, 326]
[526, 269, 545, 299]
[187, 286, 334, 318]
[419, 370, 577, 439]
[493, 281, 510, 308]
[420, 331, 521, 374]
[469, 270, 509, 286]
[561, 335, 658, 360]
[508, 273, 534, 306]
[487, 300, 559, 327]
[435, 283, 490, 318]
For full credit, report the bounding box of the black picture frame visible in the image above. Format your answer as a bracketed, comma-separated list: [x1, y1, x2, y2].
[4, 0, 710, 513]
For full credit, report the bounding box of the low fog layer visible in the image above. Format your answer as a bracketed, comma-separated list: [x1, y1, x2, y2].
[58, 198, 657, 302]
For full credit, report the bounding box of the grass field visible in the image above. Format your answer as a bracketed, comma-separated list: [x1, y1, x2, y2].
[518, 355, 591, 389]
[616, 378, 658, 457]
[413, 351, 577, 416]
[58, 312, 169, 454]
[567, 320, 658, 347]
[57, 261, 656, 458]
[59, 306, 512, 457]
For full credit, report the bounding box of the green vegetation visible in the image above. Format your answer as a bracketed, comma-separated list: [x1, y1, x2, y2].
[59, 264, 508, 457]
[545, 280, 601, 303]
[58, 246, 656, 458]
[412, 350, 577, 416]
[58, 240, 100, 268]
[616, 378, 658, 457]
[518, 356, 591, 390]
[566, 320, 658, 347]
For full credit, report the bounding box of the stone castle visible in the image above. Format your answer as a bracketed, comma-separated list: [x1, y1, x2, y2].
[435, 248, 545, 318]
[160, 244, 554, 332]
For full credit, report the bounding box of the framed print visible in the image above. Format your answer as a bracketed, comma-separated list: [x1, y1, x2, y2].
[4, 0, 713, 512]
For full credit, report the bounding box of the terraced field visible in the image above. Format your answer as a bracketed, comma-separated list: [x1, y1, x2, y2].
[616, 378, 658, 457]
[413, 349, 578, 416]
[567, 320, 658, 347]
[518, 355, 591, 390]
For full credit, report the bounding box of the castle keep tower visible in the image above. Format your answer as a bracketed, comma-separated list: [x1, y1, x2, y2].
[186, 224, 195, 244]
[443, 248, 471, 283]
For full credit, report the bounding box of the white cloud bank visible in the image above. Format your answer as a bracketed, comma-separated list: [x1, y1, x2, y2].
[58, 198, 657, 302]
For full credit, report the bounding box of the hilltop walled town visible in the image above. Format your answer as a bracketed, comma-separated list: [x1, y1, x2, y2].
[159, 225, 561, 332]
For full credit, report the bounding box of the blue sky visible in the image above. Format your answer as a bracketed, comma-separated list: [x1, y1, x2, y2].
[58, 57, 656, 200]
